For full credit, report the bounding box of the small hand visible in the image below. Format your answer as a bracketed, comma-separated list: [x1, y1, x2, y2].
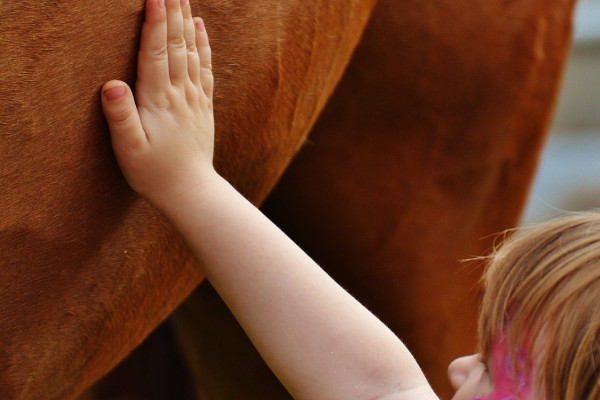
[101, 0, 215, 210]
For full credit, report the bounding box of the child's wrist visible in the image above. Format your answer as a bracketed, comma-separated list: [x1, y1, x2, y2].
[152, 167, 227, 219]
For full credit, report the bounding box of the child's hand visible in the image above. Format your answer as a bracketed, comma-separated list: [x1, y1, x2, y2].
[101, 0, 215, 210]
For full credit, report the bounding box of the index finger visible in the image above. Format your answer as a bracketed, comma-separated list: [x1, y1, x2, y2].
[137, 0, 169, 92]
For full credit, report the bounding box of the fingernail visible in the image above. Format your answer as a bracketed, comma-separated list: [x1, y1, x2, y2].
[195, 18, 205, 32]
[181, 0, 188, 4]
[103, 86, 126, 101]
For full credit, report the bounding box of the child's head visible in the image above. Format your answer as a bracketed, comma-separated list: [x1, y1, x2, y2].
[477, 211, 600, 399]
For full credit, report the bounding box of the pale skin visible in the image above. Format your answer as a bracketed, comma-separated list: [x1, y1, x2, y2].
[101, 0, 510, 398]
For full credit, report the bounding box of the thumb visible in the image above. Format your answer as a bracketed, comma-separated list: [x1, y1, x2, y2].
[101, 80, 147, 151]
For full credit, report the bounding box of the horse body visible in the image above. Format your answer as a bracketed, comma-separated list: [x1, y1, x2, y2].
[0, 1, 375, 398]
[0, 0, 576, 398]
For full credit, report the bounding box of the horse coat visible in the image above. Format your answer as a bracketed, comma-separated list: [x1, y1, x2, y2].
[0, 0, 576, 398]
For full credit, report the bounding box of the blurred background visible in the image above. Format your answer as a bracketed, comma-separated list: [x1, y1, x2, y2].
[521, 0, 600, 224]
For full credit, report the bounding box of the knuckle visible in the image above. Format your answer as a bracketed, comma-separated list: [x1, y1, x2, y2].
[187, 47, 199, 59]
[186, 41, 198, 54]
[168, 35, 187, 51]
[201, 65, 214, 77]
[185, 81, 199, 96]
[148, 44, 169, 60]
[139, 43, 168, 61]
[111, 105, 135, 124]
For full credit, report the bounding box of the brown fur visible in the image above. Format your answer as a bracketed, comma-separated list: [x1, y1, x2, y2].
[0, 0, 575, 398]
[0, 0, 374, 398]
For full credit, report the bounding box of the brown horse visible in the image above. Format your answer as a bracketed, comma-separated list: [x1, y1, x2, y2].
[0, 0, 576, 398]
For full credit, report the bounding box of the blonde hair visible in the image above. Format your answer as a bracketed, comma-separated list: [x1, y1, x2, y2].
[478, 211, 600, 399]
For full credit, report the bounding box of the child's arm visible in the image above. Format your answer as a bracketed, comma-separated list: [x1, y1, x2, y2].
[101, 1, 439, 399]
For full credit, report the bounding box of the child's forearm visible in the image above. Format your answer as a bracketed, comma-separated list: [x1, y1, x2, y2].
[159, 172, 438, 400]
